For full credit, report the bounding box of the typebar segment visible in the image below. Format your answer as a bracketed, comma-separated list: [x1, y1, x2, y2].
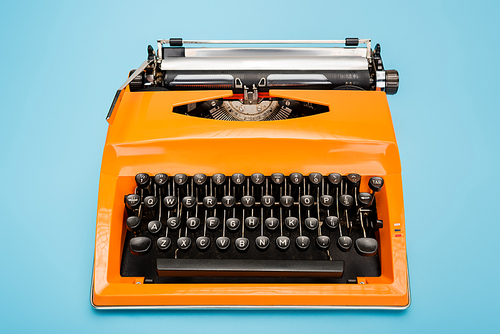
[157, 259, 344, 277]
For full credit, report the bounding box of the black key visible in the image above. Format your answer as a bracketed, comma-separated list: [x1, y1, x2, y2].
[358, 192, 373, 208]
[289, 173, 303, 185]
[316, 236, 330, 249]
[203, 196, 217, 209]
[222, 196, 236, 208]
[308, 173, 322, 185]
[320, 195, 334, 207]
[163, 196, 177, 209]
[125, 194, 141, 209]
[196, 236, 210, 250]
[244, 216, 259, 229]
[126, 216, 141, 231]
[327, 173, 341, 185]
[356, 237, 378, 256]
[212, 173, 226, 186]
[166, 217, 181, 229]
[235, 237, 250, 251]
[369, 177, 384, 192]
[226, 218, 241, 231]
[154, 173, 168, 187]
[231, 173, 245, 185]
[157, 259, 344, 277]
[206, 217, 220, 230]
[193, 173, 207, 186]
[130, 236, 151, 255]
[135, 173, 150, 188]
[280, 195, 294, 208]
[186, 217, 201, 230]
[177, 237, 191, 250]
[296, 236, 310, 250]
[216, 236, 230, 250]
[338, 236, 353, 251]
[182, 196, 196, 210]
[284, 217, 299, 230]
[339, 195, 354, 210]
[255, 236, 270, 250]
[157, 237, 171, 251]
[147, 220, 162, 234]
[276, 236, 290, 250]
[144, 195, 158, 209]
[265, 217, 279, 230]
[305, 217, 319, 230]
[241, 195, 255, 208]
[325, 216, 339, 229]
[347, 173, 361, 187]
[300, 195, 314, 207]
[251, 173, 265, 185]
[261, 195, 275, 208]
[271, 173, 285, 185]
[174, 173, 188, 186]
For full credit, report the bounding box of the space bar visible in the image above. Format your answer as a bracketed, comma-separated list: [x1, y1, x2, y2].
[157, 259, 344, 277]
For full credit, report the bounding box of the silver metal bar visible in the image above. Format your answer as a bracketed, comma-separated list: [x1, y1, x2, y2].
[158, 39, 370, 45]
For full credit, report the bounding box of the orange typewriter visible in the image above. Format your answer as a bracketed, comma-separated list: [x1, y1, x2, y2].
[92, 38, 409, 308]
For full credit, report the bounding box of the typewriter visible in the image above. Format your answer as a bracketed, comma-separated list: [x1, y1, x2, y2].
[92, 38, 409, 308]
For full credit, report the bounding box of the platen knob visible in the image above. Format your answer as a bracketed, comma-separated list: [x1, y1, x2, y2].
[385, 69, 399, 95]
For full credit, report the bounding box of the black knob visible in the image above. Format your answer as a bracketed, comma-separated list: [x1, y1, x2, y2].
[358, 192, 373, 208]
[212, 173, 226, 186]
[125, 194, 141, 209]
[193, 173, 207, 186]
[289, 173, 303, 185]
[135, 173, 150, 188]
[346, 173, 361, 188]
[154, 173, 168, 187]
[231, 173, 245, 185]
[369, 177, 384, 192]
[385, 69, 399, 95]
[126, 216, 141, 231]
[327, 173, 341, 186]
[271, 173, 285, 186]
[339, 195, 354, 210]
[251, 173, 265, 185]
[173, 173, 188, 187]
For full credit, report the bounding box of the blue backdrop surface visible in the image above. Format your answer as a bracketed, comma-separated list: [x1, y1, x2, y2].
[1, 0, 499, 333]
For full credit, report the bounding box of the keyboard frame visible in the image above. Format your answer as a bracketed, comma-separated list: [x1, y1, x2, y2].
[92, 89, 409, 308]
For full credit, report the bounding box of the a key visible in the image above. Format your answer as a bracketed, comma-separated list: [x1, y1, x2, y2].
[216, 236, 230, 250]
[130, 236, 151, 255]
[235, 237, 250, 251]
[276, 236, 290, 251]
[231, 173, 245, 186]
[339, 195, 354, 210]
[358, 192, 373, 208]
[126, 216, 141, 232]
[222, 195, 236, 208]
[295, 236, 310, 250]
[308, 173, 322, 186]
[271, 173, 285, 186]
[316, 236, 330, 249]
[327, 173, 341, 186]
[251, 173, 265, 186]
[241, 195, 255, 208]
[226, 218, 241, 231]
[255, 236, 270, 250]
[304, 217, 319, 231]
[369, 176, 384, 192]
[186, 217, 201, 230]
[356, 238, 378, 256]
[289, 173, 303, 186]
[320, 195, 334, 207]
[196, 236, 210, 250]
[144, 195, 158, 209]
[147, 220, 162, 234]
[261, 195, 275, 208]
[206, 217, 220, 230]
[338, 236, 353, 251]
[280, 195, 294, 208]
[212, 173, 226, 186]
[177, 237, 192, 250]
[154, 173, 168, 187]
[244, 216, 259, 229]
[325, 216, 339, 229]
[135, 173, 150, 188]
[193, 173, 207, 186]
[166, 217, 181, 229]
[284, 217, 299, 230]
[174, 173, 188, 187]
[203, 196, 217, 209]
[157, 237, 171, 251]
[163, 196, 177, 209]
[346, 173, 361, 188]
[125, 194, 141, 209]
[300, 195, 314, 207]
[265, 217, 279, 230]
[182, 196, 196, 210]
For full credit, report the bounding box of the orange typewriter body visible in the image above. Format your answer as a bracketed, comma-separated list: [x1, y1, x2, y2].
[92, 88, 409, 308]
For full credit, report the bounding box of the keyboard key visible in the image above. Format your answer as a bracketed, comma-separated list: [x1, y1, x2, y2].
[244, 216, 259, 229]
[235, 237, 250, 251]
[338, 236, 353, 251]
[206, 217, 220, 230]
[347, 173, 361, 187]
[163, 196, 177, 208]
[193, 173, 207, 186]
[325, 216, 339, 229]
[147, 220, 162, 234]
[339, 195, 354, 210]
[284, 217, 299, 230]
[255, 236, 270, 250]
[356, 237, 378, 256]
[251, 173, 265, 185]
[369, 176, 384, 192]
[174, 173, 188, 186]
[241, 195, 255, 208]
[270, 173, 285, 185]
[126, 216, 141, 231]
[316, 236, 330, 249]
[125, 194, 141, 209]
[186, 217, 201, 230]
[144, 196, 158, 209]
[226, 218, 241, 231]
[305, 217, 319, 230]
[280, 195, 294, 208]
[261, 195, 275, 208]
[231, 173, 245, 185]
[289, 173, 303, 185]
[182, 196, 196, 209]
[222, 195, 236, 208]
[203, 196, 217, 209]
[216, 236, 230, 250]
[358, 192, 372, 208]
[308, 173, 322, 185]
[327, 173, 341, 185]
[276, 236, 290, 250]
[135, 173, 150, 188]
[300, 195, 314, 207]
[130, 236, 151, 255]
[196, 236, 210, 250]
[212, 173, 226, 185]
[265, 217, 279, 230]
[154, 173, 168, 187]
[319, 195, 334, 207]
[177, 237, 192, 250]
[157, 237, 171, 251]
[295, 236, 310, 250]
[166, 217, 181, 229]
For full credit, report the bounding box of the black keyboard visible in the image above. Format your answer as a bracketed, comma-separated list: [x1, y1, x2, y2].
[121, 172, 384, 284]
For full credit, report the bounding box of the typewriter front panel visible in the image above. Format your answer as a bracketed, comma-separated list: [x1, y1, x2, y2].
[93, 89, 408, 308]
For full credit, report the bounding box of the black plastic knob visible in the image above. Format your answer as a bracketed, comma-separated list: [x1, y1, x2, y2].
[369, 177, 384, 192]
[385, 69, 399, 95]
[135, 173, 150, 188]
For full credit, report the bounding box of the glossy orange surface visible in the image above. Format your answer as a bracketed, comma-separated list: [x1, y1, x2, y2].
[92, 89, 409, 308]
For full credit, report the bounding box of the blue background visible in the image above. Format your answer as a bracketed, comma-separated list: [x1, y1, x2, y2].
[1, 0, 499, 333]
